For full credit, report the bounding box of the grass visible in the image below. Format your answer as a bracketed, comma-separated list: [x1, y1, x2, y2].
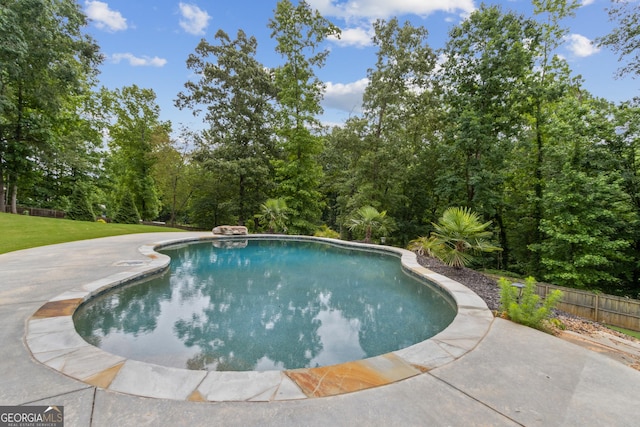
[607, 325, 640, 340]
[0, 212, 185, 255]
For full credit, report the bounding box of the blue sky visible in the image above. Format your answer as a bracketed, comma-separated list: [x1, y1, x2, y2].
[83, 0, 639, 131]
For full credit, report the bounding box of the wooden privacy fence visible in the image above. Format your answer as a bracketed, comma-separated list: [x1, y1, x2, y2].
[536, 283, 640, 332]
[3, 206, 65, 218]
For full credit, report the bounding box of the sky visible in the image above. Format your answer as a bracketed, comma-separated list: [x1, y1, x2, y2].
[82, 0, 640, 131]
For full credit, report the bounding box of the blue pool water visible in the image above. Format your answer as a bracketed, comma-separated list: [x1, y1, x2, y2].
[74, 239, 456, 371]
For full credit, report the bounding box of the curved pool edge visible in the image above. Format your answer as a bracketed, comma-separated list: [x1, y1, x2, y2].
[25, 234, 494, 402]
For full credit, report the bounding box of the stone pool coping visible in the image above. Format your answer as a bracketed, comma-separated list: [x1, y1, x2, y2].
[25, 235, 493, 402]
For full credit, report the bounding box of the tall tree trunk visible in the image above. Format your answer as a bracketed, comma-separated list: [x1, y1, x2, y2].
[170, 175, 178, 227]
[532, 104, 543, 273]
[494, 211, 508, 269]
[10, 181, 18, 214]
[238, 174, 245, 226]
[0, 164, 5, 213]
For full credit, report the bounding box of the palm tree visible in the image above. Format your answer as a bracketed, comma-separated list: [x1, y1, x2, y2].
[257, 198, 288, 233]
[409, 207, 501, 268]
[348, 206, 393, 244]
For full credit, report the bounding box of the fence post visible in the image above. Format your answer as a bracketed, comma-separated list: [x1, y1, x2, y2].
[594, 293, 599, 323]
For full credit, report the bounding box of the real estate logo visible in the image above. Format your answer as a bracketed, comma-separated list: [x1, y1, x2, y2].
[0, 406, 63, 427]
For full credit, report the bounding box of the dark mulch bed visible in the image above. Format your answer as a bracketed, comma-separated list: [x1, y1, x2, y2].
[416, 254, 502, 311]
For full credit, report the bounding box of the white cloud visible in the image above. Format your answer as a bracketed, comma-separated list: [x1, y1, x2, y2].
[329, 26, 374, 48]
[111, 53, 167, 67]
[581, 0, 595, 6]
[323, 78, 369, 113]
[566, 34, 600, 58]
[85, 1, 127, 32]
[178, 3, 211, 35]
[308, 0, 475, 20]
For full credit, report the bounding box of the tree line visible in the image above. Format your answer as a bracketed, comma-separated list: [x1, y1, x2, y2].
[1, 0, 639, 296]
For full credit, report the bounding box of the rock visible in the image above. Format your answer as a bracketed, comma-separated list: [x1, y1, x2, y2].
[212, 225, 248, 235]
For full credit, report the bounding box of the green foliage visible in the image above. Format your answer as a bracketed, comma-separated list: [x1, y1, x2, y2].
[347, 206, 394, 244]
[0, 0, 102, 214]
[5, 0, 640, 298]
[355, 18, 439, 223]
[151, 132, 196, 227]
[407, 236, 441, 258]
[314, 225, 340, 239]
[66, 185, 95, 222]
[412, 207, 501, 268]
[268, 0, 339, 235]
[176, 30, 276, 225]
[256, 198, 289, 233]
[596, 0, 640, 77]
[529, 96, 639, 290]
[112, 192, 140, 224]
[102, 85, 167, 221]
[499, 276, 563, 330]
[438, 5, 539, 207]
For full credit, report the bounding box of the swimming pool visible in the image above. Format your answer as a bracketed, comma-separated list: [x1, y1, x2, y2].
[74, 238, 457, 371]
[26, 234, 493, 401]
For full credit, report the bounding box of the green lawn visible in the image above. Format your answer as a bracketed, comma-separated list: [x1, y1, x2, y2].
[607, 325, 640, 340]
[0, 212, 185, 255]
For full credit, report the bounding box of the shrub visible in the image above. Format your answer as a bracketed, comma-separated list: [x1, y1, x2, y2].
[256, 198, 288, 233]
[408, 207, 501, 268]
[499, 276, 563, 330]
[347, 206, 394, 244]
[67, 185, 95, 222]
[407, 236, 441, 257]
[112, 192, 140, 224]
[314, 225, 340, 239]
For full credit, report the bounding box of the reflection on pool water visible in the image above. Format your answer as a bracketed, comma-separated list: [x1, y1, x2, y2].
[74, 239, 456, 371]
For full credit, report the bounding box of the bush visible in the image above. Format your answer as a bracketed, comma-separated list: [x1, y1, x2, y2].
[66, 185, 95, 222]
[112, 192, 140, 224]
[407, 236, 441, 257]
[499, 276, 563, 331]
[314, 225, 340, 239]
[408, 207, 501, 268]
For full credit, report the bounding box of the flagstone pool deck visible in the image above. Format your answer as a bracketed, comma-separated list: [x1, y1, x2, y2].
[1, 232, 639, 426]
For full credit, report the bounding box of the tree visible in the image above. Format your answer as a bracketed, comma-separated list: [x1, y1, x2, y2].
[66, 184, 95, 222]
[268, 0, 340, 234]
[151, 127, 197, 227]
[520, 0, 580, 273]
[410, 207, 501, 268]
[0, 0, 102, 213]
[347, 206, 393, 244]
[319, 118, 366, 229]
[358, 19, 441, 244]
[436, 4, 540, 267]
[112, 191, 140, 224]
[175, 29, 276, 225]
[607, 100, 640, 287]
[256, 198, 288, 233]
[187, 163, 237, 229]
[530, 95, 638, 291]
[102, 86, 168, 220]
[597, 0, 640, 77]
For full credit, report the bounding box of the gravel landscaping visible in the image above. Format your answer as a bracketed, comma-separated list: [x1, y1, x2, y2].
[415, 253, 640, 368]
